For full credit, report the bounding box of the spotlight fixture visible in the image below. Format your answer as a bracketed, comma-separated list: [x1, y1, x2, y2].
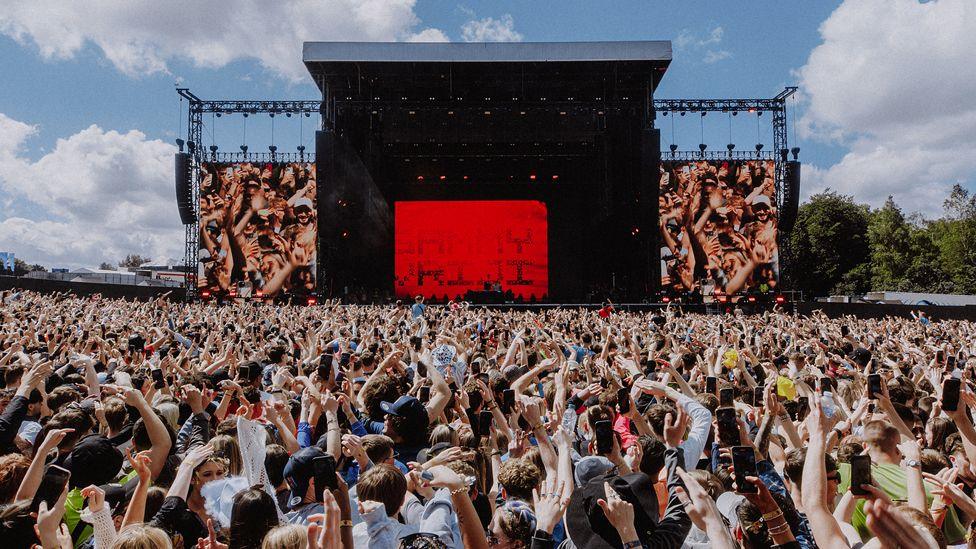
[727, 143, 735, 153]
[268, 145, 277, 153]
[698, 143, 707, 153]
[286, 113, 292, 118]
[240, 145, 248, 154]
[680, 111, 686, 116]
[269, 112, 275, 118]
[304, 112, 311, 117]
[175, 138, 185, 152]
[757, 111, 763, 117]
[243, 113, 248, 118]
[297, 145, 305, 153]
[209, 145, 218, 154]
[661, 110, 669, 116]
[732, 111, 738, 116]
[791, 147, 801, 160]
[186, 141, 196, 153]
[755, 143, 764, 152]
[216, 113, 221, 118]
[700, 111, 707, 117]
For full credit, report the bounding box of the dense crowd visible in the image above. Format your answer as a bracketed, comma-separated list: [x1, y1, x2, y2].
[0, 289, 974, 549]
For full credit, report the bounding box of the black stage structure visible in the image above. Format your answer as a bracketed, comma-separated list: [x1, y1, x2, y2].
[174, 41, 800, 303]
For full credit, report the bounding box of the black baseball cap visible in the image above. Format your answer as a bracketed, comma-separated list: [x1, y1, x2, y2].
[380, 395, 426, 422]
[65, 434, 124, 489]
[282, 446, 326, 509]
[566, 472, 661, 549]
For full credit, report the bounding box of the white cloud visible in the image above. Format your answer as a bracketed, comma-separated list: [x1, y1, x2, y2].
[460, 14, 523, 42]
[703, 50, 732, 64]
[673, 26, 730, 64]
[0, 0, 447, 82]
[0, 113, 184, 268]
[406, 28, 450, 42]
[797, 0, 976, 217]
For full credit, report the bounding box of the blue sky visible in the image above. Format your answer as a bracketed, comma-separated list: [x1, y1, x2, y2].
[0, 0, 973, 268]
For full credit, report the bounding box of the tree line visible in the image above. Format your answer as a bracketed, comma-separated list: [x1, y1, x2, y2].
[784, 184, 976, 298]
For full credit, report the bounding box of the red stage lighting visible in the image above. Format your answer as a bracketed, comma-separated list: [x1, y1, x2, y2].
[200, 290, 211, 299]
[662, 296, 671, 303]
[416, 175, 424, 181]
[463, 175, 469, 181]
[439, 175, 446, 181]
[254, 291, 264, 298]
[718, 295, 728, 303]
[307, 297, 317, 306]
[775, 295, 786, 304]
[552, 175, 559, 181]
[529, 174, 537, 181]
[747, 296, 756, 303]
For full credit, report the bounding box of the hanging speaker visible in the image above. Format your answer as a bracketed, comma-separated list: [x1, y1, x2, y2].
[175, 152, 195, 224]
[779, 160, 801, 233]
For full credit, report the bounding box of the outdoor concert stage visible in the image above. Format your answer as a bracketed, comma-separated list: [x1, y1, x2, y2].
[176, 41, 799, 304]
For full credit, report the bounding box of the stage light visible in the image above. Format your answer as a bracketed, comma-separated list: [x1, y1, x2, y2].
[439, 175, 446, 181]
[529, 174, 537, 180]
[748, 295, 757, 303]
[243, 113, 248, 118]
[718, 295, 728, 303]
[748, 108, 756, 113]
[680, 111, 686, 116]
[416, 176, 424, 181]
[669, 144, 678, 154]
[297, 145, 305, 153]
[757, 111, 763, 117]
[775, 295, 786, 304]
[732, 111, 738, 116]
[484, 111, 491, 115]
[240, 145, 248, 154]
[286, 113, 291, 118]
[175, 138, 185, 152]
[698, 143, 707, 153]
[701, 112, 707, 117]
[755, 143, 764, 152]
[463, 175, 469, 181]
[215, 113, 221, 118]
[791, 147, 801, 160]
[268, 145, 277, 153]
[200, 290, 211, 299]
[187, 141, 196, 153]
[304, 113, 310, 117]
[341, 231, 349, 238]
[209, 145, 218, 154]
[552, 175, 559, 181]
[307, 297, 317, 306]
[254, 290, 264, 298]
[662, 296, 671, 303]
[661, 111, 669, 116]
[727, 144, 735, 153]
[269, 112, 275, 118]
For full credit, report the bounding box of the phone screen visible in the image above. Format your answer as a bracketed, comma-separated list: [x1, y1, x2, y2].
[31, 465, 70, 512]
[478, 410, 493, 438]
[947, 356, 958, 371]
[867, 374, 882, 399]
[151, 368, 165, 389]
[719, 388, 734, 407]
[943, 378, 962, 412]
[418, 386, 431, 402]
[617, 387, 631, 414]
[594, 420, 614, 455]
[716, 408, 740, 446]
[850, 455, 872, 496]
[706, 377, 718, 395]
[754, 387, 764, 407]
[313, 455, 338, 501]
[502, 389, 516, 414]
[731, 446, 758, 493]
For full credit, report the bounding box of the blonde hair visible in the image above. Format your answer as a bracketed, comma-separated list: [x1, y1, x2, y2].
[261, 524, 307, 549]
[210, 435, 243, 476]
[110, 524, 173, 549]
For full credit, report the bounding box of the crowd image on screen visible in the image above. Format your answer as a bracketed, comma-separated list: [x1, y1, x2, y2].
[198, 162, 317, 297]
[660, 160, 778, 298]
[1, 288, 974, 549]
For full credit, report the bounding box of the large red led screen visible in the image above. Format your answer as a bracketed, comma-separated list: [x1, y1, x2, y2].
[395, 201, 548, 301]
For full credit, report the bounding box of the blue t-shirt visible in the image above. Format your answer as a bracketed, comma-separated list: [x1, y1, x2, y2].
[411, 302, 426, 318]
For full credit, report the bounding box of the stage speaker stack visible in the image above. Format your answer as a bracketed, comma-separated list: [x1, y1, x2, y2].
[175, 152, 195, 224]
[779, 160, 801, 232]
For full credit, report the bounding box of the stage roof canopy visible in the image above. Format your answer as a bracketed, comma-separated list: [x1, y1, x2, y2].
[303, 41, 672, 101]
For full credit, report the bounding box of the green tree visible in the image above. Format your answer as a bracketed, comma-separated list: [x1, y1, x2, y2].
[928, 184, 976, 293]
[786, 190, 871, 297]
[13, 258, 47, 275]
[866, 196, 912, 291]
[98, 262, 115, 270]
[118, 254, 150, 270]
